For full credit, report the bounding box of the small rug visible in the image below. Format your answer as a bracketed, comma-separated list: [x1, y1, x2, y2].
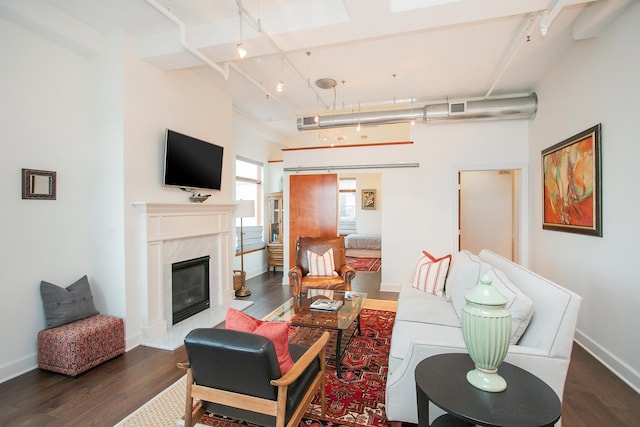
[115, 305, 395, 427]
[346, 257, 381, 272]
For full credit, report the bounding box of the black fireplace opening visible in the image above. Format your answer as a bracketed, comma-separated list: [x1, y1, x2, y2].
[172, 255, 210, 325]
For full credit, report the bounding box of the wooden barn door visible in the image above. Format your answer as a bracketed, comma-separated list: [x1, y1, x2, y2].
[289, 174, 339, 267]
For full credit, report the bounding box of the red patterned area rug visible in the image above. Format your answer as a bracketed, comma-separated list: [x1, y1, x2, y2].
[345, 257, 382, 272]
[197, 308, 395, 427]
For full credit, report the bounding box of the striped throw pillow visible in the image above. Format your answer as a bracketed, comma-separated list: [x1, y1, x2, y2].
[307, 249, 339, 276]
[411, 251, 452, 296]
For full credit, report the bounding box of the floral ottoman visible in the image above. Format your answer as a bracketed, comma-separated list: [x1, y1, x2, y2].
[37, 314, 125, 376]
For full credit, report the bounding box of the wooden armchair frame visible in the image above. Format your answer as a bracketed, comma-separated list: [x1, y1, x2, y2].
[179, 331, 329, 427]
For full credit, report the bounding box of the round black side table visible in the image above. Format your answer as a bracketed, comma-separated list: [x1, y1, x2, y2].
[415, 353, 561, 427]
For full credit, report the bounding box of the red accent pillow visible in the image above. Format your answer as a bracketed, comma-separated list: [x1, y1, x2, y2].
[225, 306, 261, 331]
[225, 308, 294, 374]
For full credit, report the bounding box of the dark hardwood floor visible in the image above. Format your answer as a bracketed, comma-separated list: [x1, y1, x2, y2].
[0, 271, 637, 426]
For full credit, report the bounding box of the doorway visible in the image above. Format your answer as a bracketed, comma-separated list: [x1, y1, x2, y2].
[458, 169, 520, 262]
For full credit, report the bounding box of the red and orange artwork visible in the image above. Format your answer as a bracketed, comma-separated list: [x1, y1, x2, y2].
[543, 135, 595, 227]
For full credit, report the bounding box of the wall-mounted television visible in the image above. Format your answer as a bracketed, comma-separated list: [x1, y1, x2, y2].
[163, 129, 223, 191]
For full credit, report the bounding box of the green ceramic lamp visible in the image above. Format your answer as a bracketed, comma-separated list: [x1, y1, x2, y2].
[461, 274, 511, 392]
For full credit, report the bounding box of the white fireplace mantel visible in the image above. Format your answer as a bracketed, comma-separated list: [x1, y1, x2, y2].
[132, 202, 238, 346]
[132, 202, 238, 242]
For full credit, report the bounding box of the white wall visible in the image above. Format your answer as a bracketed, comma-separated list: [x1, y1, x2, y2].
[282, 120, 529, 289]
[0, 17, 91, 381]
[384, 121, 529, 289]
[529, 1, 640, 391]
[86, 31, 126, 327]
[352, 173, 382, 234]
[0, 22, 239, 380]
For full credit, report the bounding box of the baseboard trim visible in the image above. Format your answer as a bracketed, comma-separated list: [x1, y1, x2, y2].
[380, 281, 401, 292]
[0, 352, 37, 384]
[574, 329, 640, 394]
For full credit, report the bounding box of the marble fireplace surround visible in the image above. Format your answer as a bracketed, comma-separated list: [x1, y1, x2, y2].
[132, 202, 252, 350]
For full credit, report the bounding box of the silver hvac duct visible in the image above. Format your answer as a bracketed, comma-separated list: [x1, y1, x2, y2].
[297, 93, 538, 131]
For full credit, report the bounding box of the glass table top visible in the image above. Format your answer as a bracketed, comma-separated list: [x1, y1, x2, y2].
[263, 290, 367, 330]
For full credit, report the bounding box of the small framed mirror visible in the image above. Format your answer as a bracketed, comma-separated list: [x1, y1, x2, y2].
[22, 169, 56, 200]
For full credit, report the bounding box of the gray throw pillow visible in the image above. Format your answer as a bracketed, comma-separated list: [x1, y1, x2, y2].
[40, 275, 99, 329]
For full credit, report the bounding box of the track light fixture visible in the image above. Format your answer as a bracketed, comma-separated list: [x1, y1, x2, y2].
[276, 54, 285, 92]
[237, 42, 247, 59]
[237, 1, 246, 58]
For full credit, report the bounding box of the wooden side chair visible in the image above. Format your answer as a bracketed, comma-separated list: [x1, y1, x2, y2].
[288, 236, 356, 296]
[179, 328, 329, 427]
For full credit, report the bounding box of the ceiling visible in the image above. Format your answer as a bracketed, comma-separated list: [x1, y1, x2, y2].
[0, 0, 631, 145]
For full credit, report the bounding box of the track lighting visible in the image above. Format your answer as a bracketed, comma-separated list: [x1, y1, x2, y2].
[276, 55, 285, 92]
[237, 1, 246, 58]
[236, 42, 247, 59]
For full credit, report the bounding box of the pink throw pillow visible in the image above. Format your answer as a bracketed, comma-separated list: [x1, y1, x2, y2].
[225, 308, 294, 374]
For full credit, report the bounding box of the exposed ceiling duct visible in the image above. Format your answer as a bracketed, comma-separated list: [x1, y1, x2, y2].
[297, 93, 538, 131]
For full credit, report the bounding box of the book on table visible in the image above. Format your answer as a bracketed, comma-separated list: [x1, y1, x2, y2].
[310, 298, 343, 311]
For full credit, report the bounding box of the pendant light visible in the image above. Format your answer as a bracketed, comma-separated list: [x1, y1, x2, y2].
[276, 54, 285, 92]
[392, 73, 397, 105]
[236, 2, 247, 58]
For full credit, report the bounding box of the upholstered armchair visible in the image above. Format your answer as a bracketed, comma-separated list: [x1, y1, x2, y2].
[180, 328, 329, 427]
[288, 236, 356, 296]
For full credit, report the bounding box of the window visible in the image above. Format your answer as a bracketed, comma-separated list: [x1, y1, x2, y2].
[339, 178, 357, 235]
[236, 157, 264, 253]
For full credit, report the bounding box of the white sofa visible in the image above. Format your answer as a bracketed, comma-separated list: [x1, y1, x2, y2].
[385, 249, 582, 425]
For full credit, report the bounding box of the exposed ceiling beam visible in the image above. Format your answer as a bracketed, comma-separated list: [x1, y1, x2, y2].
[573, 0, 634, 40]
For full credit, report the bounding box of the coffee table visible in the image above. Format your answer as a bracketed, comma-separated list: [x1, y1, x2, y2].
[415, 353, 562, 427]
[263, 290, 367, 378]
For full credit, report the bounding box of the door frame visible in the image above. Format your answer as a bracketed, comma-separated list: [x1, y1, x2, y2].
[452, 163, 530, 268]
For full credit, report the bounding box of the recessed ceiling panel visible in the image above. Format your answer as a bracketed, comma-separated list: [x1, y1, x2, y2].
[253, 0, 350, 33]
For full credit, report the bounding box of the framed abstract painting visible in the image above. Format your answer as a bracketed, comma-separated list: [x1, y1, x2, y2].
[542, 124, 602, 236]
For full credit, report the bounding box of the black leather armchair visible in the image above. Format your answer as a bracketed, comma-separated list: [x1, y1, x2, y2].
[180, 328, 329, 427]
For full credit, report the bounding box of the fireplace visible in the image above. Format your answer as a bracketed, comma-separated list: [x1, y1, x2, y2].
[133, 202, 239, 348]
[172, 256, 210, 325]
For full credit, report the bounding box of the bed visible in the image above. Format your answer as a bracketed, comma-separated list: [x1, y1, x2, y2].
[344, 233, 381, 258]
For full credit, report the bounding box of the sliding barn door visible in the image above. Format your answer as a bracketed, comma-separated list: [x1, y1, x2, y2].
[289, 174, 339, 267]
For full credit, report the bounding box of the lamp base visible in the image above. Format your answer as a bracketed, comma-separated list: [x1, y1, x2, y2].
[235, 287, 252, 297]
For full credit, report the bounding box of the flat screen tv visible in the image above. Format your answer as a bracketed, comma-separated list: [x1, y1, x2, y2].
[163, 129, 223, 191]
